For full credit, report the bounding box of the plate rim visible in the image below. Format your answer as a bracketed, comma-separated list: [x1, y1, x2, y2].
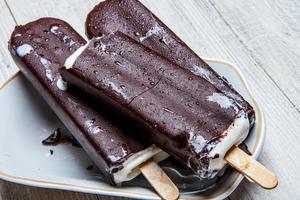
[0, 58, 265, 200]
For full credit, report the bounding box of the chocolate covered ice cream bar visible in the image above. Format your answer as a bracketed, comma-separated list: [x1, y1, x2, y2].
[85, 0, 255, 126]
[61, 32, 250, 178]
[9, 18, 167, 185]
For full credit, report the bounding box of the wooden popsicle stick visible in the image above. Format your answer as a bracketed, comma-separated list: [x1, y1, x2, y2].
[225, 146, 278, 189]
[139, 159, 179, 200]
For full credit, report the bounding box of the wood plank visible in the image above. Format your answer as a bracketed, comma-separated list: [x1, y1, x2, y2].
[140, 0, 300, 199]
[1, 0, 299, 199]
[0, 1, 18, 84]
[190, 0, 300, 198]
[5, 0, 97, 38]
[0, 180, 130, 200]
[208, 0, 300, 111]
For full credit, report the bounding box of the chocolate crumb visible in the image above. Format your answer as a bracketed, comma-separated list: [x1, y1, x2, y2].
[212, 153, 219, 159]
[42, 128, 61, 145]
[69, 136, 82, 148]
[41, 128, 82, 148]
[239, 142, 252, 155]
[86, 165, 94, 170]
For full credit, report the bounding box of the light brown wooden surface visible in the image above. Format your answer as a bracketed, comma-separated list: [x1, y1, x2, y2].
[0, 181, 130, 200]
[1, 0, 300, 199]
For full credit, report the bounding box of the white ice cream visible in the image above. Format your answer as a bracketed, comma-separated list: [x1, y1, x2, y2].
[64, 40, 92, 69]
[113, 145, 169, 184]
[207, 112, 250, 175]
[56, 76, 68, 91]
[204, 92, 250, 176]
[64, 37, 106, 69]
[16, 44, 34, 57]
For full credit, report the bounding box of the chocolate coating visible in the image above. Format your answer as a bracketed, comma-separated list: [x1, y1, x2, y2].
[86, 0, 255, 126]
[42, 128, 61, 145]
[9, 18, 146, 184]
[61, 32, 242, 176]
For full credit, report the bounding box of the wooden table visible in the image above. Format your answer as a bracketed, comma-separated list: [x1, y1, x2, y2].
[1, 0, 299, 199]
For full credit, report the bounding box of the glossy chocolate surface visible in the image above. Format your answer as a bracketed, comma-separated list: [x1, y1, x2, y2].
[86, 0, 255, 126]
[61, 33, 242, 176]
[9, 18, 146, 184]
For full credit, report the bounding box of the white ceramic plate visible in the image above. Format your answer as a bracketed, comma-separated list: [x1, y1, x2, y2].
[0, 58, 265, 200]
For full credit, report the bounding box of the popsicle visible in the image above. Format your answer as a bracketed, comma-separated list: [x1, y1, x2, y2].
[61, 32, 250, 179]
[8, 18, 174, 187]
[85, 0, 255, 126]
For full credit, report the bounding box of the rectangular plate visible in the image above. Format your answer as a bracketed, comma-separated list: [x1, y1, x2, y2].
[0, 59, 265, 199]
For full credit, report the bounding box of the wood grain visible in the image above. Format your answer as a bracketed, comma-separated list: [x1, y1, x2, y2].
[0, 0, 18, 84]
[0, 180, 131, 200]
[0, 180, 98, 200]
[141, 1, 300, 198]
[209, 0, 300, 111]
[1, 0, 300, 199]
